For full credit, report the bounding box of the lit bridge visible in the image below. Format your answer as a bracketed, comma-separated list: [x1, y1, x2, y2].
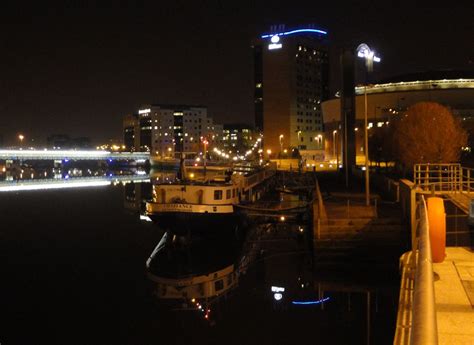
[0, 150, 150, 162]
[0, 174, 150, 192]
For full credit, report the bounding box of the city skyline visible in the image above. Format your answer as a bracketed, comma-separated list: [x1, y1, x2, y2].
[1, 2, 472, 145]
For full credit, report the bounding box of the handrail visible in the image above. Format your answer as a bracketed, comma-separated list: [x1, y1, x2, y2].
[413, 163, 474, 193]
[410, 196, 438, 345]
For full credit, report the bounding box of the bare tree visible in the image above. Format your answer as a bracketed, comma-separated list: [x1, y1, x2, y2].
[391, 102, 468, 169]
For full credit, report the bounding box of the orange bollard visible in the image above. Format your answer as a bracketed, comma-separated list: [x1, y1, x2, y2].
[427, 197, 446, 263]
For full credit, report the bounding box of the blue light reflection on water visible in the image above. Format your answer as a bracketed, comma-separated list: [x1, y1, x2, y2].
[292, 297, 331, 305]
[0, 173, 400, 345]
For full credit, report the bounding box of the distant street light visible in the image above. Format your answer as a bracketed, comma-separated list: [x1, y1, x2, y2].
[18, 134, 24, 149]
[356, 43, 381, 206]
[316, 134, 323, 149]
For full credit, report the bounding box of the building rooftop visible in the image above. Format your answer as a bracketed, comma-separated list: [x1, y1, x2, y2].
[139, 104, 208, 110]
[379, 70, 474, 84]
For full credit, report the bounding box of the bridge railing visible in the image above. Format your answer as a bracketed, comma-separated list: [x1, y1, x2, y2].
[409, 195, 438, 345]
[414, 163, 474, 194]
[459, 166, 474, 193]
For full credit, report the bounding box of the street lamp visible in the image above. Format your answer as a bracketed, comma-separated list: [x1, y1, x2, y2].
[266, 149, 272, 160]
[18, 134, 24, 149]
[332, 130, 337, 162]
[316, 134, 323, 149]
[279, 134, 284, 168]
[202, 138, 209, 176]
[356, 43, 381, 206]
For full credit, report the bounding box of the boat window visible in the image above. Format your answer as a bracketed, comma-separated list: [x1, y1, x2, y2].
[226, 189, 231, 199]
[232, 189, 235, 198]
[214, 190, 223, 200]
[214, 279, 224, 291]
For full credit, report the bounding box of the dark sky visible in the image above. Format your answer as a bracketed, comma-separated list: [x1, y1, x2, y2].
[1, 1, 473, 146]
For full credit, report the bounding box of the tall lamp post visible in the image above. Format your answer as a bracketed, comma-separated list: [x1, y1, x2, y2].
[279, 134, 284, 168]
[202, 138, 208, 178]
[356, 43, 381, 206]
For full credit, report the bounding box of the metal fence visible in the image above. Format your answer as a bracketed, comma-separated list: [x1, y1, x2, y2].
[414, 163, 474, 193]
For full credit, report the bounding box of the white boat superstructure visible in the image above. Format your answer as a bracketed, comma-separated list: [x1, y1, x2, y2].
[145, 162, 276, 233]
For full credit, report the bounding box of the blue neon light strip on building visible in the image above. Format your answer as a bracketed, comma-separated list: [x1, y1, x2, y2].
[261, 28, 327, 39]
[292, 297, 331, 305]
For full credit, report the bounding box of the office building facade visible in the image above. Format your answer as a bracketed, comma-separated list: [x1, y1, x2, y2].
[253, 25, 329, 160]
[222, 124, 256, 152]
[131, 104, 223, 157]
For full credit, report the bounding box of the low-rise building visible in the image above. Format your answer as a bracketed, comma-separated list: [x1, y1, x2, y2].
[322, 70, 474, 163]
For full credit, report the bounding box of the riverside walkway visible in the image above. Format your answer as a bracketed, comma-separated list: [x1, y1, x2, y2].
[397, 246, 474, 345]
[433, 247, 474, 344]
[395, 179, 474, 345]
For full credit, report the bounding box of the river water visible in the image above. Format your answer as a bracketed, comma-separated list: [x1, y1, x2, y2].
[0, 171, 401, 345]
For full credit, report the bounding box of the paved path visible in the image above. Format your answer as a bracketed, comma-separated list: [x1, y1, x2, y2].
[433, 247, 474, 345]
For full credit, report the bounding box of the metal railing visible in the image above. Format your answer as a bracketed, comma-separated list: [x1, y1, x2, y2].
[414, 163, 474, 193]
[410, 195, 438, 345]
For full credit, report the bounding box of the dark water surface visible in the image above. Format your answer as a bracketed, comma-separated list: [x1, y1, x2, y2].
[1, 183, 400, 345]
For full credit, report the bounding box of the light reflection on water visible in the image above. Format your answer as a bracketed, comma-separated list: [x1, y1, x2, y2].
[0, 169, 401, 345]
[130, 175, 399, 344]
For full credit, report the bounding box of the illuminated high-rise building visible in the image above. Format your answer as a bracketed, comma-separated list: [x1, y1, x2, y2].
[253, 25, 329, 161]
[133, 104, 223, 158]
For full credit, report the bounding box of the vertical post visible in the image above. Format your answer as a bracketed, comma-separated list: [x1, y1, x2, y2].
[344, 113, 349, 188]
[425, 165, 429, 191]
[459, 166, 462, 192]
[365, 85, 370, 206]
[317, 218, 321, 240]
[468, 169, 471, 193]
[203, 140, 207, 179]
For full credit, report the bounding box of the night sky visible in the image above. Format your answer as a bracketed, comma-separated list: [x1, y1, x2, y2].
[1, 1, 473, 146]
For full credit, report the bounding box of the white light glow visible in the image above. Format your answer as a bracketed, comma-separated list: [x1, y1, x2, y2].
[274, 293, 283, 301]
[140, 215, 153, 222]
[0, 150, 110, 157]
[0, 181, 110, 192]
[138, 108, 151, 114]
[268, 43, 282, 50]
[271, 35, 280, 43]
[271, 286, 285, 292]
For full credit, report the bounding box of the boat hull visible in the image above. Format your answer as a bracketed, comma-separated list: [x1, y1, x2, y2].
[146, 203, 241, 235]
